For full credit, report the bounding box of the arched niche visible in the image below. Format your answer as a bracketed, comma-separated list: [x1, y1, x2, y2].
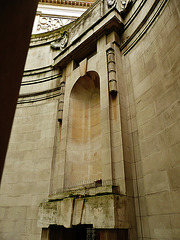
[65, 71, 102, 188]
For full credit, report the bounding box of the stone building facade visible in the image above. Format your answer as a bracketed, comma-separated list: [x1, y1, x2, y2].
[32, 0, 94, 34]
[0, 0, 180, 239]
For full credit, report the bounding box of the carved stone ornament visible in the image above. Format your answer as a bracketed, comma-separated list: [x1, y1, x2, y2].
[106, 44, 117, 96]
[51, 31, 68, 51]
[37, 16, 73, 33]
[120, 0, 132, 12]
[107, 0, 117, 8]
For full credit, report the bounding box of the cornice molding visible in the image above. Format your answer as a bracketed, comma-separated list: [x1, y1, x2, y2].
[39, 0, 94, 7]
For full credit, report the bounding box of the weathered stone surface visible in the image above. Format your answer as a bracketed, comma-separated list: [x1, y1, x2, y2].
[38, 202, 57, 228]
[72, 198, 84, 225]
[38, 194, 129, 230]
[0, 0, 180, 239]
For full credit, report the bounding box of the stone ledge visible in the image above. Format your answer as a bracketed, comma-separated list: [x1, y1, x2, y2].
[48, 185, 120, 201]
[38, 194, 129, 229]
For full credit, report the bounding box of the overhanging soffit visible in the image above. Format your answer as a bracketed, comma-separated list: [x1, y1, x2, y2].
[53, 8, 124, 68]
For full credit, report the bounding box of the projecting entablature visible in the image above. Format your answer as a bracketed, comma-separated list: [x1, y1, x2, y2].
[52, 4, 124, 69]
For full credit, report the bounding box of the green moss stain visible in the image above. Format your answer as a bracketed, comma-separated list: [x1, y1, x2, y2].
[31, 22, 73, 40]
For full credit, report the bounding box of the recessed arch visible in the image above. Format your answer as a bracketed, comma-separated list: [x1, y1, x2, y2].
[64, 71, 102, 188]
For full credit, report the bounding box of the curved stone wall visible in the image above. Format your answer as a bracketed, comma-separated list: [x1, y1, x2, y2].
[121, 0, 180, 238]
[0, 0, 179, 239]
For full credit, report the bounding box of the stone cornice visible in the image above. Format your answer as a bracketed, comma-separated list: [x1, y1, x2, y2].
[39, 0, 95, 7]
[54, 8, 123, 68]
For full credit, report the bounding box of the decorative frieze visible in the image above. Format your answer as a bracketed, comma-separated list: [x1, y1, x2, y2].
[37, 16, 73, 32]
[106, 44, 117, 96]
[38, 0, 94, 7]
